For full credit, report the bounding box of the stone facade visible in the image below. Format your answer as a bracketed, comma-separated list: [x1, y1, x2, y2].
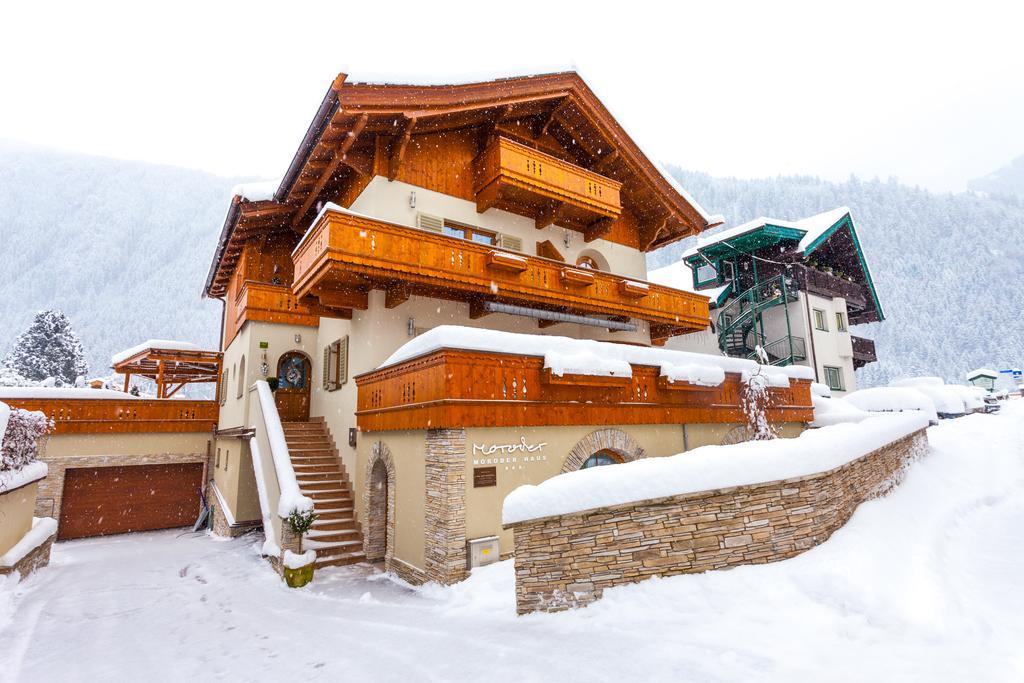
[508, 429, 929, 614]
[390, 557, 429, 585]
[363, 441, 397, 567]
[561, 428, 648, 473]
[0, 530, 56, 580]
[423, 428, 467, 584]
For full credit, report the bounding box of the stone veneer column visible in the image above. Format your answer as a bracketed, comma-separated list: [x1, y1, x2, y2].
[423, 428, 467, 585]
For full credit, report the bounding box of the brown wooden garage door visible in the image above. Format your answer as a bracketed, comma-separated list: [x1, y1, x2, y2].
[58, 463, 204, 540]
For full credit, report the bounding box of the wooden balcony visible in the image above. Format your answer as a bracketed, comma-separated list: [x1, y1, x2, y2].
[226, 280, 340, 345]
[1, 398, 219, 434]
[474, 137, 622, 238]
[851, 335, 878, 369]
[791, 265, 868, 309]
[292, 209, 710, 341]
[355, 348, 813, 432]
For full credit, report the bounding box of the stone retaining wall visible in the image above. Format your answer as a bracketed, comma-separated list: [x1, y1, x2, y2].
[507, 429, 929, 614]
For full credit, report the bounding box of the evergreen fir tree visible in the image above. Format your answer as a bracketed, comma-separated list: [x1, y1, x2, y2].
[2, 310, 89, 385]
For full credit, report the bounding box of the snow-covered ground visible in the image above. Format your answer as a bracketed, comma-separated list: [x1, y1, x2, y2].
[2, 402, 1022, 682]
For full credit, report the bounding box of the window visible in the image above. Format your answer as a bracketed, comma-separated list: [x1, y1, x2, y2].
[835, 312, 847, 332]
[695, 261, 719, 287]
[813, 308, 828, 331]
[576, 255, 600, 270]
[824, 366, 845, 392]
[580, 450, 623, 470]
[322, 336, 348, 392]
[236, 355, 246, 399]
[220, 370, 228, 405]
[216, 448, 221, 469]
[442, 220, 497, 246]
[224, 450, 230, 472]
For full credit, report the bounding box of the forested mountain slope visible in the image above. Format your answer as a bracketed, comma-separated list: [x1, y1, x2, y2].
[0, 141, 234, 374]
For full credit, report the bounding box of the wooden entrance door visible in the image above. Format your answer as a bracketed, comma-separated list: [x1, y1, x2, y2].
[275, 351, 311, 421]
[58, 463, 203, 540]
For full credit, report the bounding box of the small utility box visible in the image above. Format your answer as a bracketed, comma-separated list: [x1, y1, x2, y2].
[467, 536, 500, 569]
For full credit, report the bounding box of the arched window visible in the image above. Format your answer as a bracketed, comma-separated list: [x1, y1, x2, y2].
[580, 449, 623, 469]
[236, 355, 246, 399]
[576, 255, 600, 270]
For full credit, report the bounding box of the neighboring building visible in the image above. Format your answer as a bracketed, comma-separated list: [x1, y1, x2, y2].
[650, 208, 883, 395]
[965, 368, 998, 392]
[203, 71, 815, 584]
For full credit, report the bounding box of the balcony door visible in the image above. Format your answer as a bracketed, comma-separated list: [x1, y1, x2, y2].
[276, 351, 311, 422]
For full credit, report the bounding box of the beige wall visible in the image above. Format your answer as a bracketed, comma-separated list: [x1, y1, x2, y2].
[0, 481, 38, 556]
[803, 292, 857, 394]
[212, 437, 261, 523]
[355, 431, 426, 568]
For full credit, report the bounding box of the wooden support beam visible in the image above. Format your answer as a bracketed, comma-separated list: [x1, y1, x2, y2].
[535, 201, 564, 230]
[315, 288, 369, 311]
[584, 217, 614, 242]
[388, 116, 418, 181]
[156, 360, 165, 399]
[384, 281, 411, 309]
[291, 114, 369, 233]
[639, 216, 669, 251]
[164, 382, 187, 399]
[123, 373, 130, 393]
[340, 147, 374, 177]
[593, 149, 619, 173]
[537, 319, 559, 329]
[534, 99, 567, 139]
[477, 105, 509, 153]
[535, 239, 565, 262]
[469, 299, 491, 319]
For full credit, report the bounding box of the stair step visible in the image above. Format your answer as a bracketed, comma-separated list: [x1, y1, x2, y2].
[301, 481, 349, 492]
[311, 518, 357, 530]
[292, 464, 341, 473]
[308, 539, 363, 556]
[295, 471, 343, 480]
[315, 553, 366, 569]
[306, 529, 361, 541]
[315, 506, 354, 516]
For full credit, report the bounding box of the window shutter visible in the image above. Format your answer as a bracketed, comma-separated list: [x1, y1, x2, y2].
[417, 212, 444, 233]
[338, 336, 349, 387]
[498, 234, 522, 252]
[322, 346, 331, 390]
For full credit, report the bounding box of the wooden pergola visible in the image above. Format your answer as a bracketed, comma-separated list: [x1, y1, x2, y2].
[113, 346, 223, 399]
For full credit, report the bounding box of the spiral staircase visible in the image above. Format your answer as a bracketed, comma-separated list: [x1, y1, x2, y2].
[716, 275, 807, 367]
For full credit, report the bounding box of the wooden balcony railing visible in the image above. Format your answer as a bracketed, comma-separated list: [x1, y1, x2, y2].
[1, 398, 219, 434]
[791, 265, 867, 309]
[292, 209, 710, 341]
[355, 348, 813, 432]
[850, 335, 878, 369]
[226, 280, 338, 345]
[474, 137, 622, 235]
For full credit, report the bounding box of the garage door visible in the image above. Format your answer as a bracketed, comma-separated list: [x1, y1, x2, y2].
[58, 463, 204, 540]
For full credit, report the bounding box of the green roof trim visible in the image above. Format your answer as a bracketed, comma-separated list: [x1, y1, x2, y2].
[684, 225, 804, 264]
[803, 214, 885, 322]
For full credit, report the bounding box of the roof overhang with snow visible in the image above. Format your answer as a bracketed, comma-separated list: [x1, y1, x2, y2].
[205, 71, 723, 298]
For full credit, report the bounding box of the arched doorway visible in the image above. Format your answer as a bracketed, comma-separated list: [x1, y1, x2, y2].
[363, 442, 396, 567]
[275, 351, 311, 421]
[579, 449, 624, 469]
[366, 459, 389, 562]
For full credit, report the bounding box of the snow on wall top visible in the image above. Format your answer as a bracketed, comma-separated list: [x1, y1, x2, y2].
[502, 412, 928, 524]
[0, 387, 142, 401]
[842, 387, 939, 423]
[681, 206, 851, 259]
[379, 325, 816, 383]
[0, 460, 48, 492]
[111, 339, 203, 366]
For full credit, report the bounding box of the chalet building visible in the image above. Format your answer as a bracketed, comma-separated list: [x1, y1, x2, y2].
[203, 71, 815, 585]
[650, 208, 883, 395]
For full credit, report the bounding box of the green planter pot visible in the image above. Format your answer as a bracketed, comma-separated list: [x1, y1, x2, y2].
[283, 562, 315, 588]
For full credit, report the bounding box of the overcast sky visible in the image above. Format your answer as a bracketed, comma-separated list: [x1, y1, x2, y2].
[3, 0, 1022, 194]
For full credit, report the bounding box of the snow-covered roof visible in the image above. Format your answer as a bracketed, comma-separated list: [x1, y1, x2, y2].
[0, 387, 143, 400]
[378, 325, 815, 385]
[682, 207, 851, 259]
[231, 179, 280, 203]
[111, 339, 204, 366]
[503, 412, 927, 524]
[647, 261, 731, 307]
[965, 367, 999, 380]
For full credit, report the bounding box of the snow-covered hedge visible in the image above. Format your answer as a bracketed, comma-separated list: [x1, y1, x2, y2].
[0, 402, 53, 472]
[843, 387, 940, 424]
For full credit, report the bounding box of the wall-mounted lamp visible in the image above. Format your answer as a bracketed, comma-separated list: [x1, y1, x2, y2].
[294, 334, 302, 344]
[407, 317, 416, 337]
[348, 428, 358, 448]
[563, 229, 571, 249]
[409, 190, 417, 209]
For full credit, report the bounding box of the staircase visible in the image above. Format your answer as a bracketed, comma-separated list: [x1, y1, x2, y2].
[717, 275, 804, 366]
[283, 420, 366, 569]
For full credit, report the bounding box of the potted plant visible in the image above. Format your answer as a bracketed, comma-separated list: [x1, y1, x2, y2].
[282, 508, 318, 587]
[266, 376, 279, 392]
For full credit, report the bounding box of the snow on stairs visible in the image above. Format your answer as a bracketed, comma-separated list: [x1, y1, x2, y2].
[283, 420, 366, 569]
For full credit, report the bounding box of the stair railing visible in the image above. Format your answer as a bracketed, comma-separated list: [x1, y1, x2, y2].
[717, 275, 798, 357]
[248, 380, 314, 557]
[754, 335, 808, 366]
